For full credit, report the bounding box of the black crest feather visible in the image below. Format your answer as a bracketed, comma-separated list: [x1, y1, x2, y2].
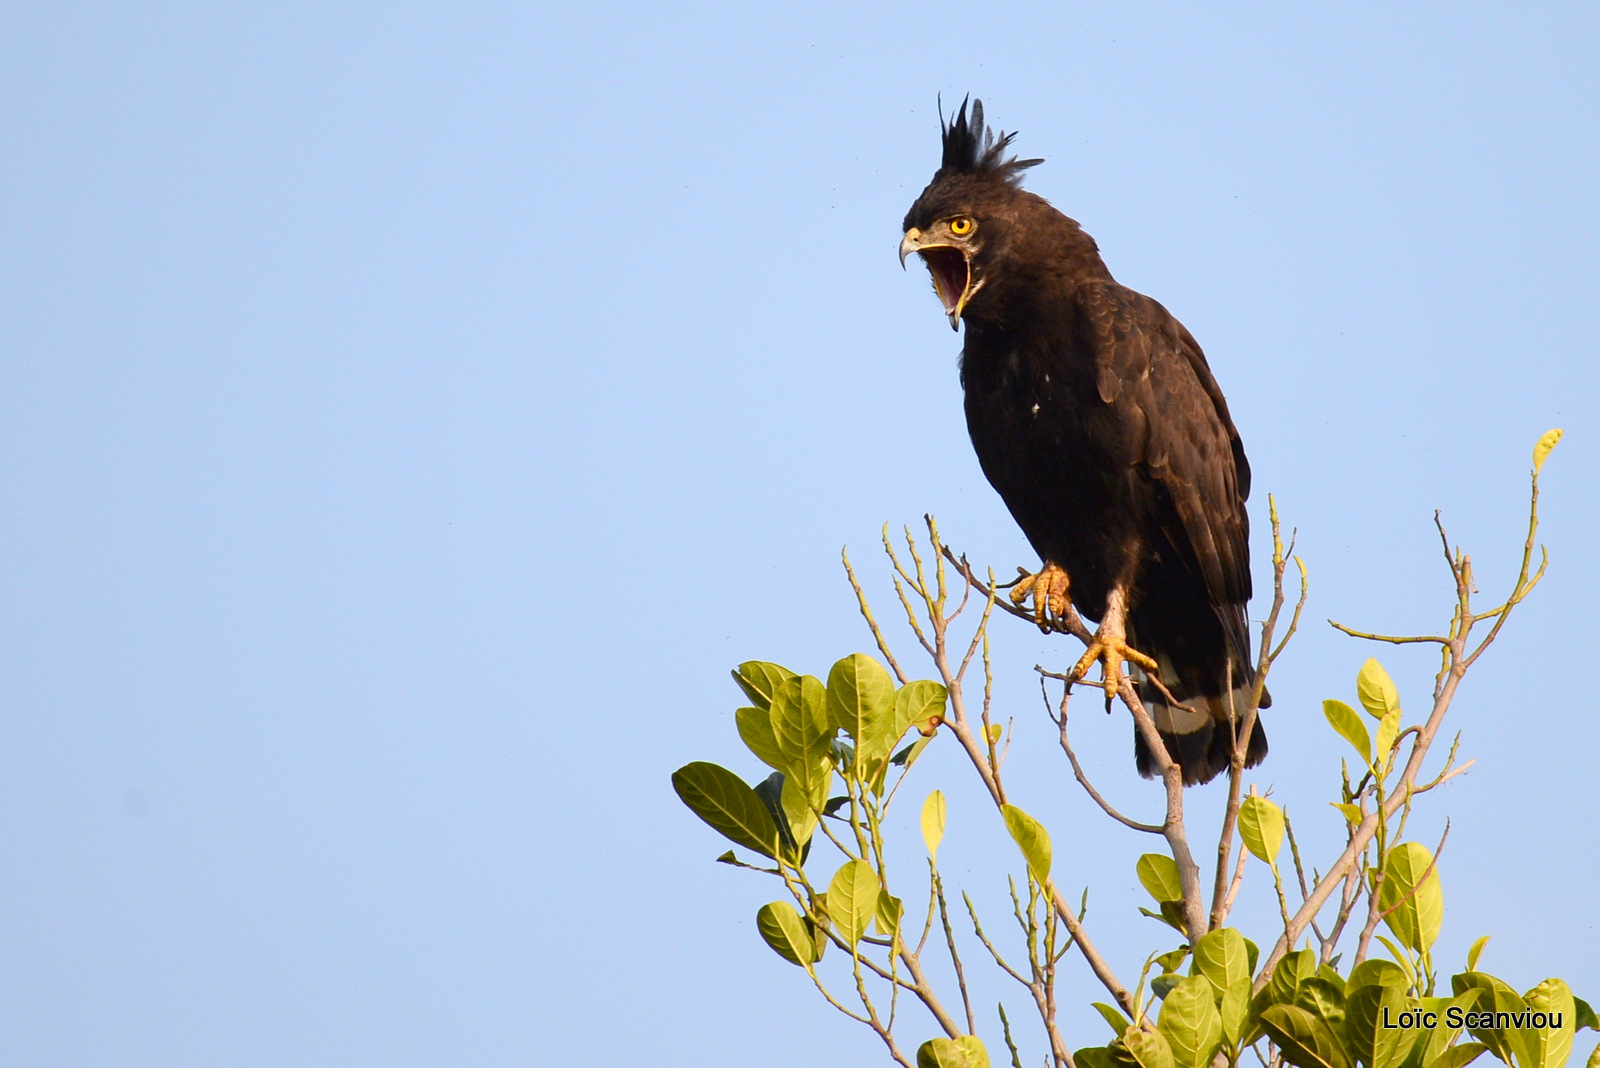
[938, 97, 1043, 185]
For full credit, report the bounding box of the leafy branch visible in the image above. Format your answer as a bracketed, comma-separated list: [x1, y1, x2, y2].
[671, 430, 1591, 1068]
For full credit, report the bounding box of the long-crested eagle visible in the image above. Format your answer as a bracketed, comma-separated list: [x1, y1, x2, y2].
[900, 100, 1268, 786]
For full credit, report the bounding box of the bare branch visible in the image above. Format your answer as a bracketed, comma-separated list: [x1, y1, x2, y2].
[1267, 552, 1310, 663]
[1043, 672, 1163, 834]
[1215, 495, 1295, 931]
[1221, 843, 1249, 919]
[1257, 468, 1548, 984]
[1285, 811, 1312, 905]
[937, 872, 977, 1034]
[964, 891, 1030, 986]
[922, 541, 1137, 1015]
[998, 1003, 1029, 1068]
[1326, 622, 1449, 645]
[941, 547, 1095, 645]
[1464, 473, 1546, 668]
[843, 547, 911, 685]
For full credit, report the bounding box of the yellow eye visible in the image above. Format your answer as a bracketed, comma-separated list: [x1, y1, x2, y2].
[949, 216, 974, 236]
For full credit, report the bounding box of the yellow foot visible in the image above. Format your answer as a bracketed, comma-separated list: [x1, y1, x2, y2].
[1009, 562, 1072, 632]
[1071, 621, 1160, 700]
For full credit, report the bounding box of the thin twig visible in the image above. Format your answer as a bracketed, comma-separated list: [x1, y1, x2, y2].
[1325, 623, 1448, 645]
[1214, 496, 1298, 931]
[937, 872, 977, 1034]
[922, 532, 1135, 1015]
[844, 546, 910, 685]
[1257, 471, 1547, 985]
[964, 892, 1029, 985]
[1044, 673, 1162, 834]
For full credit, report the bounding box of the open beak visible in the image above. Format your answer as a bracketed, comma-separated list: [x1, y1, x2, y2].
[900, 228, 974, 330]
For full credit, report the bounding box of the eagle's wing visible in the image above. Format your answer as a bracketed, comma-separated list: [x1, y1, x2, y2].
[1083, 285, 1253, 610]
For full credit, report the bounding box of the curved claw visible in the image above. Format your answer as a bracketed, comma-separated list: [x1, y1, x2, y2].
[1070, 625, 1160, 699]
[1009, 563, 1071, 632]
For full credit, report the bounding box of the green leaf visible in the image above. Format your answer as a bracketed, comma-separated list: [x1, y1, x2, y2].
[1333, 803, 1364, 827]
[827, 653, 897, 760]
[1378, 841, 1444, 953]
[1159, 975, 1225, 1068]
[1466, 936, 1490, 973]
[1295, 978, 1348, 1034]
[1264, 948, 1319, 1009]
[1141, 907, 1185, 933]
[1077, 1048, 1118, 1068]
[806, 894, 830, 960]
[1251, 947, 1318, 1044]
[768, 676, 836, 815]
[735, 705, 787, 772]
[751, 772, 821, 864]
[756, 901, 816, 966]
[1587, 1043, 1600, 1068]
[1138, 853, 1185, 904]
[1262, 1004, 1354, 1068]
[826, 859, 880, 946]
[1533, 428, 1564, 472]
[922, 790, 947, 862]
[1094, 1002, 1135, 1039]
[1193, 927, 1250, 990]
[732, 661, 795, 709]
[1375, 710, 1402, 773]
[1412, 994, 1479, 1068]
[671, 762, 780, 859]
[1344, 982, 1415, 1068]
[1239, 795, 1285, 866]
[1348, 960, 1410, 994]
[1374, 936, 1419, 989]
[1357, 658, 1401, 721]
[1574, 998, 1598, 1033]
[1521, 977, 1577, 1068]
[753, 772, 797, 855]
[1156, 901, 1191, 938]
[1453, 970, 1524, 1068]
[894, 734, 936, 768]
[1157, 947, 1192, 973]
[770, 674, 834, 770]
[1124, 1027, 1177, 1068]
[1192, 928, 1251, 1045]
[780, 773, 820, 853]
[1429, 1044, 1489, 1068]
[917, 1035, 991, 1068]
[1001, 804, 1052, 883]
[1152, 975, 1182, 1001]
[1324, 700, 1373, 764]
[895, 679, 949, 739]
[875, 890, 904, 938]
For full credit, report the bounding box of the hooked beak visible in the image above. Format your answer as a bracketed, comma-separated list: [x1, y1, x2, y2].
[900, 228, 975, 331]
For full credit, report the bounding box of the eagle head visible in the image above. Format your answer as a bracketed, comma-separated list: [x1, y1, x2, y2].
[900, 98, 1043, 330]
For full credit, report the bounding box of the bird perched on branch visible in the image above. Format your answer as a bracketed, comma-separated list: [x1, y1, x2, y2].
[900, 99, 1267, 785]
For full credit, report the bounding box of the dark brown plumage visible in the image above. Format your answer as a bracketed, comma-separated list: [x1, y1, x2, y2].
[900, 99, 1267, 785]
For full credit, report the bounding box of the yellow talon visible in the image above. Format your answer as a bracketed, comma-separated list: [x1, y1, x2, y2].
[1009, 562, 1071, 631]
[1070, 615, 1160, 699]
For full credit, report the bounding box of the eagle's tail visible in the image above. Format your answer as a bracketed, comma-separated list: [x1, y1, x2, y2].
[1130, 644, 1268, 787]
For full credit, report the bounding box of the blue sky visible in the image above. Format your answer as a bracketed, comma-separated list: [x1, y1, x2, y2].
[3, 3, 1597, 1065]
